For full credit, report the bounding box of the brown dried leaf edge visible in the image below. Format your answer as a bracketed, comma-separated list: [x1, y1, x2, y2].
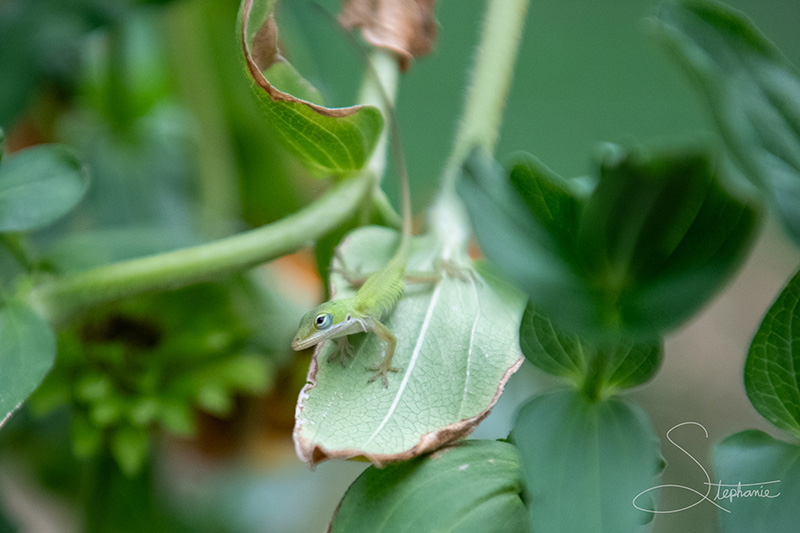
[241, 0, 367, 118]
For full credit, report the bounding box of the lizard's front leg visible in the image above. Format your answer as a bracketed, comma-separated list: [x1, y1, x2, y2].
[327, 336, 354, 367]
[332, 248, 369, 288]
[364, 319, 402, 387]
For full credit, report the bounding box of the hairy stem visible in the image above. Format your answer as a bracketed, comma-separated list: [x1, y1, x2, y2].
[432, 0, 529, 256]
[442, 0, 529, 192]
[28, 175, 371, 324]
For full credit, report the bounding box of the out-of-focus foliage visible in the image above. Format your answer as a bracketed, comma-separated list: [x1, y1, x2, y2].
[0, 144, 88, 232]
[29, 280, 274, 475]
[1, 0, 301, 528]
[458, 147, 761, 338]
[656, 0, 800, 245]
[713, 431, 800, 532]
[0, 0, 179, 129]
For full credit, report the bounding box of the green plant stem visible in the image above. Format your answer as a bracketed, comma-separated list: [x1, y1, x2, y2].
[441, 0, 529, 193]
[581, 349, 608, 402]
[28, 175, 371, 324]
[168, 1, 241, 227]
[431, 0, 529, 255]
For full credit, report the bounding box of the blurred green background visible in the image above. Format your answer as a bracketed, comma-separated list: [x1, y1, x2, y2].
[1, 0, 799, 531]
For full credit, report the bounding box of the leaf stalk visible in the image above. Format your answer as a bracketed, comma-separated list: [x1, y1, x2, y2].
[28, 175, 371, 324]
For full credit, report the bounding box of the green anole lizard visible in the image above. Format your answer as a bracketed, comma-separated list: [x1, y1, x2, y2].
[290, 51, 422, 388]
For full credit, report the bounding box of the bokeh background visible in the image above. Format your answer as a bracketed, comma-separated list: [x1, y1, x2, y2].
[1, 0, 799, 531]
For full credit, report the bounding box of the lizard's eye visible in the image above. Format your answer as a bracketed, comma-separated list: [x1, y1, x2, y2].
[315, 313, 333, 329]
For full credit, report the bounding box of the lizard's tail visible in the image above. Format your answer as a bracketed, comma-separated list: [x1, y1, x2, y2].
[314, 5, 414, 257]
[361, 48, 412, 257]
[385, 90, 413, 257]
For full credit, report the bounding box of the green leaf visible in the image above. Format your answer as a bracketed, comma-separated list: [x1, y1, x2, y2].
[294, 226, 525, 466]
[509, 153, 586, 252]
[519, 303, 662, 395]
[330, 440, 529, 533]
[0, 300, 56, 427]
[0, 144, 89, 232]
[457, 151, 590, 325]
[577, 148, 759, 332]
[713, 430, 798, 531]
[238, 0, 383, 174]
[514, 390, 663, 532]
[655, 0, 800, 244]
[458, 147, 760, 337]
[111, 425, 150, 477]
[745, 268, 800, 438]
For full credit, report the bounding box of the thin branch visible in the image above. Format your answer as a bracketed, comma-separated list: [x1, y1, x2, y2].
[28, 175, 371, 324]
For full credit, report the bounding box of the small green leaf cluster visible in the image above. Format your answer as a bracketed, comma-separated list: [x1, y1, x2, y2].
[29, 282, 273, 475]
[458, 141, 758, 410]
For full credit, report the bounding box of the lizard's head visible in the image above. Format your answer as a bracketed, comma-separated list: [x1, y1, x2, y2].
[292, 298, 360, 351]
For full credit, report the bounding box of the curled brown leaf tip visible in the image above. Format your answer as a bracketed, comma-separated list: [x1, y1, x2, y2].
[241, 0, 364, 117]
[339, 0, 438, 71]
[252, 13, 282, 72]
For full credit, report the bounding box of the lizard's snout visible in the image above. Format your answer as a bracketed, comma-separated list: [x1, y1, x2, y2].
[291, 336, 305, 351]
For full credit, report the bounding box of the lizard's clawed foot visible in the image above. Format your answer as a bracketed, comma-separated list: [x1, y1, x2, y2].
[438, 258, 480, 284]
[332, 248, 368, 288]
[367, 363, 402, 388]
[328, 337, 355, 367]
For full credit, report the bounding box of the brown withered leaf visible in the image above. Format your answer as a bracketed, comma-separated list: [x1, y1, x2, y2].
[340, 0, 438, 70]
